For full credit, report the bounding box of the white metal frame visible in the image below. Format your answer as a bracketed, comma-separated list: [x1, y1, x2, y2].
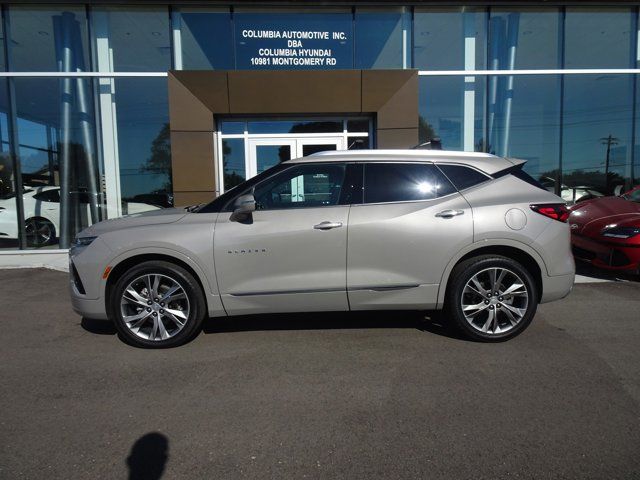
[247, 138, 296, 178]
[3, 69, 640, 78]
[91, 11, 122, 220]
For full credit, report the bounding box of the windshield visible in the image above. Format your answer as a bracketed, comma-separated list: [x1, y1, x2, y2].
[623, 188, 640, 202]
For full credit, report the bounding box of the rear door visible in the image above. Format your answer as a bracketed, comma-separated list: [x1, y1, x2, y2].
[346, 162, 473, 310]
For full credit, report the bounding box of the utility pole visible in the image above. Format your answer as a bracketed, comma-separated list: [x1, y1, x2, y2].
[600, 134, 619, 193]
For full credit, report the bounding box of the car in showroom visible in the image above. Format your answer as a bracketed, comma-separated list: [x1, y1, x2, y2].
[568, 185, 640, 273]
[0, 186, 159, 247]
[69, 150, 575, 348]
[538, 176, 605, 205]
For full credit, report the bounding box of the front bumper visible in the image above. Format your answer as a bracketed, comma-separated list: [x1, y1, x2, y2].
[70, 289, 108, 320]
[572, 234, 640, 272]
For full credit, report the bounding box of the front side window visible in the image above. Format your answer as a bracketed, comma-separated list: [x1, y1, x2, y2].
[253, 163, 346, 210]
[363, 163, 456, 204]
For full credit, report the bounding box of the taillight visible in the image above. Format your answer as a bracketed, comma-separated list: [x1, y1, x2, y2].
[530, 204, 570, 223]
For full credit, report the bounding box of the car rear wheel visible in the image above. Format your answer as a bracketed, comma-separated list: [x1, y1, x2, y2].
[445, 255, 538, 342]
[110, 260, 206, 348]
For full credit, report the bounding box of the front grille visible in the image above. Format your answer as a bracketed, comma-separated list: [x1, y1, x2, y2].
[611, 249, 631, 267]
[595, 249, 632, 267]
[70, 262, 86, 295]
[572, 246, 596, 261]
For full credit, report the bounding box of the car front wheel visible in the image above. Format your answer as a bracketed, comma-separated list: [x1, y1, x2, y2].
[445, 255, 538, 342]
[111, 260, 206, 348]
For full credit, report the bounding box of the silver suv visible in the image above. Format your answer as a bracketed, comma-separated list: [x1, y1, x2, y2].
[69, 150, 574, 348]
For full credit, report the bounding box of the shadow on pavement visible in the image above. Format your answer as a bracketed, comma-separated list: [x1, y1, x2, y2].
[202, 310, 464, 340]
[575, 261, 639, 282]
[126, 432, 169, 480]
[81, 311, 465, 342]
[81, 317, 117, 335]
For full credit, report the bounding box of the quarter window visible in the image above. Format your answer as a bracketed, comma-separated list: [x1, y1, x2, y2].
[363, 163, 456, 204]
[437, 164, 490, 190]
[253, 164, 346, 210]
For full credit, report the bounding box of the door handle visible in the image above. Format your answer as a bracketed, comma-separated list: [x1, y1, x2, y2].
[435, 209, 464, 219]
[313, 221, 343, 230]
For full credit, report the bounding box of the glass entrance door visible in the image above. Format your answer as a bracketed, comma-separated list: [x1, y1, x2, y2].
[297, 137, 342, 157]
[248, 136, 343, 179]
[248, 139, 296, 177]
[219, 117, 371, 194]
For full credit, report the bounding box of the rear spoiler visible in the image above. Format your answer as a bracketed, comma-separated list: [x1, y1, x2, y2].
[506, 157, 527, 168]
[496, 159, 547, 191]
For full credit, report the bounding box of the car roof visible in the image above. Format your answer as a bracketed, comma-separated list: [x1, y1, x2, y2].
[287, 149, 523, 176]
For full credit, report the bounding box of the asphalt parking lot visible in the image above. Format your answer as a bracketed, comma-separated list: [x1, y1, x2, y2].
[1, 268, 639, 479]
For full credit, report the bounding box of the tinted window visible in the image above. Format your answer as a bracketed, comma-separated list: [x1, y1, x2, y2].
[438, 164, 490, 190]
[253, 164, 346, 210]
[33, 189, 60, 203]
[364, 163, 455, 204]
[355, 8, 405, 69]
[624, 188, 640, 203]
[177, 8, 233, 70]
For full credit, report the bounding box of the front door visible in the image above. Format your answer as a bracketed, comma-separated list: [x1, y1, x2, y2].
[213, 162, 350, 315]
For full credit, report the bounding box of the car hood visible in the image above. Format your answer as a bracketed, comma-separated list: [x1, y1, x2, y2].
[80, 207, 188, 237]
[568, 196, 640, 236]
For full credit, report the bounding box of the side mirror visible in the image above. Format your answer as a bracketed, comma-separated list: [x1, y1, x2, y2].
[230, 194, 256, 222]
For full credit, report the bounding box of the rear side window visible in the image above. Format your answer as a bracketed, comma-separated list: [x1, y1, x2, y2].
[496, 165, 547, 191]
[363, 163, 456, 204]
[438, 164, 490, 190]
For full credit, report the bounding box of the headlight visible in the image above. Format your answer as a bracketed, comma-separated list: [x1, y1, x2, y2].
[602, 226, 640, 239]
[73, 235, 97, 247]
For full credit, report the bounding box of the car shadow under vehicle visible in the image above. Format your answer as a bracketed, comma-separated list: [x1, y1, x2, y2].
[201, 310, 464, 340]
[575, 261, 639, 282]
[81, 310, 465, 344]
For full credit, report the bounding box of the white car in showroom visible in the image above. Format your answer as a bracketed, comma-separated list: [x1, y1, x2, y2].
[0, 186, 158, 247]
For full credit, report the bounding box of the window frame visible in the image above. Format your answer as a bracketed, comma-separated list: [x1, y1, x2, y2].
[359, 161, 459, 206]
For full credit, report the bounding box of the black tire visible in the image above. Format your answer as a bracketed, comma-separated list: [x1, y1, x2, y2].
[110, 260, 206, 348]
[444, 255, 538, 342]
[25, 217, 56, 247]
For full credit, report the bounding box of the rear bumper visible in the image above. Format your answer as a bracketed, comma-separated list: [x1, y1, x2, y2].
[572, 234, 640, 272]
[540, 272, 574, 304]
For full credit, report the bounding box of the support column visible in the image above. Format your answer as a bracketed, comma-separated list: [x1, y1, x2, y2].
[463, 11, 477, 152]
[92, 10, 122, 219]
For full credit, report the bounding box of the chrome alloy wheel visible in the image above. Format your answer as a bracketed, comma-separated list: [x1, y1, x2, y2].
[120, 274, 190, 341]
[25, 218, 54, 247]
[460, 267, 529, 335]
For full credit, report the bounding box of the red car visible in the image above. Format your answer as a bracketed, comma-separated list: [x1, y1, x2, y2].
[568, 186, 640, 273]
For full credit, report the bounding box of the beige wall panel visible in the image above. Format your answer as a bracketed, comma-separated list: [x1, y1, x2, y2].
[376, 128, 419, 149]
[170, 131, 216, 192]
[227, 70, 361, 113]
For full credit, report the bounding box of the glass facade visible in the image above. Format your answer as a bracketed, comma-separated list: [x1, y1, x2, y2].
[1, 3, 639, 252]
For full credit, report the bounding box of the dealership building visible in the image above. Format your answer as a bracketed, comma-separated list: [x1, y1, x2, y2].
[0, 0, 639, 266]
